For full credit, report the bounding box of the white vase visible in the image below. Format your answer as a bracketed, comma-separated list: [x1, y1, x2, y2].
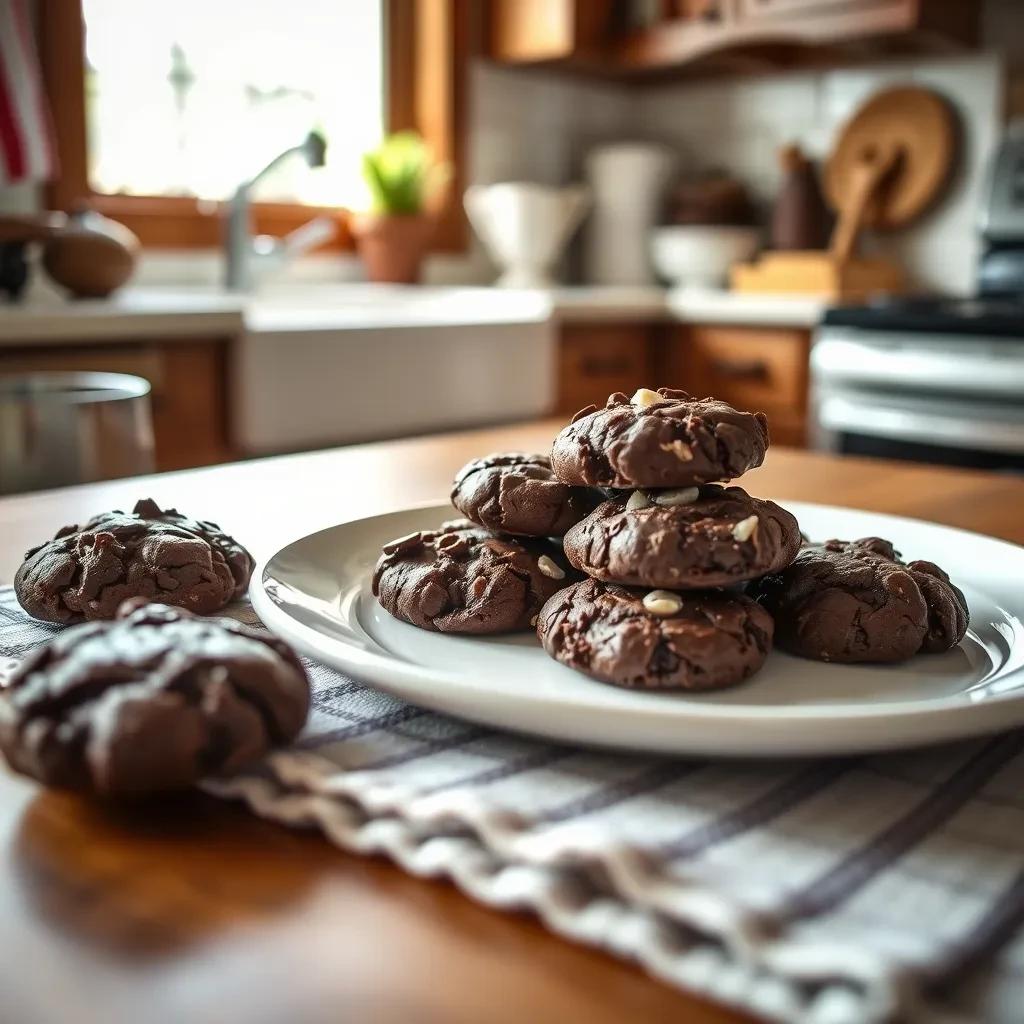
[583, 143, 677, 286]
[464, 182, 591, 288]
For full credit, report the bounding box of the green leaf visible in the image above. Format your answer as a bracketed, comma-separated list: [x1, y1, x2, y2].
[360, 131, 441, 215]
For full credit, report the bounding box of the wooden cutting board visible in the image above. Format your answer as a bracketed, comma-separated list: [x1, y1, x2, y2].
[732, 85, 957, 299]
[825, 85, 956, 232]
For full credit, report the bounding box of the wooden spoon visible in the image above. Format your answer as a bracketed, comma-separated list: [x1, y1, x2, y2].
[829, 142, 901, 265]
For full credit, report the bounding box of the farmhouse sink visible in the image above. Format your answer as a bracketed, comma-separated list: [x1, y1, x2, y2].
[233, 285, 555, 455]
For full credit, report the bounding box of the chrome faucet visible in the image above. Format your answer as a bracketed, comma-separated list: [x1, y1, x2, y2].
[224, 131, 336, 291]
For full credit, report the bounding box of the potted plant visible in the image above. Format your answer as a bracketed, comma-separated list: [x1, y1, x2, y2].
[351, 132, 447, 284]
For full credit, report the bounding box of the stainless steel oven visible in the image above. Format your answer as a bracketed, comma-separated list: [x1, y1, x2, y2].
[811, 300, 1024, 472]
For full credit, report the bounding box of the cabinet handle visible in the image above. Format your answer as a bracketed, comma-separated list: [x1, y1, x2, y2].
[581, 357, 633, 376]
[708, 357, 769, 381]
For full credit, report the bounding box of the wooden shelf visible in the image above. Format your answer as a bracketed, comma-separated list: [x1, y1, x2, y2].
[487, 0, 979, 80]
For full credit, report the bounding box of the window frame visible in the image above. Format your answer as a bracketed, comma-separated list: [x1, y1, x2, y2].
[38, 0, 468, 251]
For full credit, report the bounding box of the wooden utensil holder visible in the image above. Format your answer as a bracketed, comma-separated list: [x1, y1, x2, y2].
[730, 250, 907, 301]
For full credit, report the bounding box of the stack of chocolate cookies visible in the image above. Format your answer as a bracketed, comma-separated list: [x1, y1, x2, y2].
[374, 386, 971, 689]
[374, 387, 797, 692]
[537, 387, 800, 691]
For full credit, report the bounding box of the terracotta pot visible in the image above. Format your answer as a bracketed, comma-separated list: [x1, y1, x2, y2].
[351, 213, 432, 284]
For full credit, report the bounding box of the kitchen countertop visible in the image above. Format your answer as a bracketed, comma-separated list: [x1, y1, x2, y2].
[547, 286, 673, 323]
[664, 288, 825, 328]
[550, 286, 825, 327]
[0, 290, 246, 344]
[1, 422, 1023, 1024]
[1, 284, 826, 346]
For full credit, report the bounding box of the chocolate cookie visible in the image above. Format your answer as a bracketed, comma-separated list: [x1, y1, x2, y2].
[14, 498, 254, 624]
[563, 484, 800, 589]
[0, 602, 310, 796]
[373, 519, 577, 634]
[451, 452, 599, 537]
[550, 388, 769, 489]
[537, 578, 773, 691]
[750, 537, 970, 663]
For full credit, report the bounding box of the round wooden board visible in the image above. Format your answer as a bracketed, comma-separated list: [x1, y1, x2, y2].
[825, 86, 956, 230]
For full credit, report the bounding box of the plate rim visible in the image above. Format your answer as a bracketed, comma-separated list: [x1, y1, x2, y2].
[251, 499, 1024, 730]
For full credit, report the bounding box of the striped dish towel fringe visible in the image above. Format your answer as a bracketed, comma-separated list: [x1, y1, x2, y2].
[2, 586, 1023, 1024]
[0, 0, 56, 186]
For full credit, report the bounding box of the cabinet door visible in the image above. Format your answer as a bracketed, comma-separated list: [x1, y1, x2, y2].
[557, 325, 652, 416]
[665, 325, 810, 446]
[489, 0, 613, 62]
[152, 343, 231, 470]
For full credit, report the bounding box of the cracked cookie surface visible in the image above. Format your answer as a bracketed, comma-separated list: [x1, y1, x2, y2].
[749, 537, 969, 663]
[563, 484, 800, 589]
[373, 519, 578, 634]
[0, 602, 310, 796]
[14, 498, 254, 623]
[451, 452, 599, 537]
[537, 578, 773, 691]
[550, 388, 769, 489]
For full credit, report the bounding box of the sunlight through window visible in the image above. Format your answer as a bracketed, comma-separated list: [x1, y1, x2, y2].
[82, 0, 383, 208]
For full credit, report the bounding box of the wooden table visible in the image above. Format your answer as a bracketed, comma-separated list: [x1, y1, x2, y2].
[2, 420, 1024, 1024]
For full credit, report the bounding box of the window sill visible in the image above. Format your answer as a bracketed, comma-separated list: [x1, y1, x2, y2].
[89, 195, 467, 254]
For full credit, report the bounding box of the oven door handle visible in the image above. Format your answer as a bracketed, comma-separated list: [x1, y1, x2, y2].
[812, 336, 1024, 395]
[816, 395, 1024, 454]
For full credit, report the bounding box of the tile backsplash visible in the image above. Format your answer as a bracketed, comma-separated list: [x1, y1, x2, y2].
[638, 54, 1003, 296]
[470, 53, 1005, 296]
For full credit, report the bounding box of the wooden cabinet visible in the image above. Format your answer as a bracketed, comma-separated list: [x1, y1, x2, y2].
[487, 0, 613, 64]
[663, 325, 810, 447]
[0, 340, 232, 472]
[489, 0, 978, 76]
[554, 321, 810, 446]
[556, 324, 653, 416]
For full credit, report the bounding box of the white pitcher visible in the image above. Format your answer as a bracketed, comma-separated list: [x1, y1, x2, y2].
[464, 182, 591, 288]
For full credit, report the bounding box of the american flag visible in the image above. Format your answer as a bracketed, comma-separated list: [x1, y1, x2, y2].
[0, 0, 55, 185]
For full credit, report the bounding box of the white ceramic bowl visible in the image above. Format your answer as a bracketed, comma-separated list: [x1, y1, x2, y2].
[651, 225, 761, 288]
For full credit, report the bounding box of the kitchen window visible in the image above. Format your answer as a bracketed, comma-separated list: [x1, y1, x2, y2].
[83, 0, 383, 209]
[39, 0, 467, 249]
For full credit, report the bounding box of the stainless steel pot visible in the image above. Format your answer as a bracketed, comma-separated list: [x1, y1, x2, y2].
[0, 372, 155, 494]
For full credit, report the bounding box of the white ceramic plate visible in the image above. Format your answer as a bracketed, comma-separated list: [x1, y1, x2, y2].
[251, 501, 1024, 757]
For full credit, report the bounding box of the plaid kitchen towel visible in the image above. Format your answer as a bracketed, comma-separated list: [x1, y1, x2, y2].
[2, 587, 1024, 1024]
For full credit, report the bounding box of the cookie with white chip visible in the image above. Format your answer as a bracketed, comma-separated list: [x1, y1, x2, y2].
[373, 519, 578, 634]
[537, 578, 774, 690]
[450, 452, 599, 537]
[550, 388, 769, 489]
[562, 484, 801, 589]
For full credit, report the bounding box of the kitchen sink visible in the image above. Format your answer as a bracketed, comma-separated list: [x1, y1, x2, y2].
[246, 283, 552, 327]
[233, 286, 555, 455]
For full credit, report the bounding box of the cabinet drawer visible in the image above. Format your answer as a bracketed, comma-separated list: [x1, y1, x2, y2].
[557, 325, 652, 415]
[670, 325, 809, 417]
